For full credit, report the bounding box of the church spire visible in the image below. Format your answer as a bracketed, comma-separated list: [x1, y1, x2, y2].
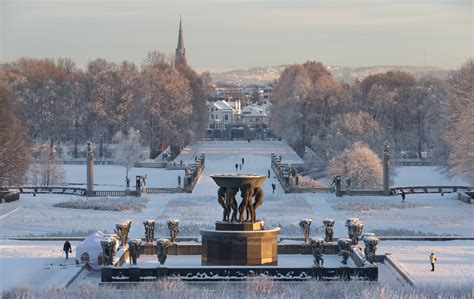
[175, 15, 187, 66]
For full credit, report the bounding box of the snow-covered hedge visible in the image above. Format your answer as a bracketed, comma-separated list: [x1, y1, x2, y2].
[331, 197, 428, 212]
[53, 197, 148, 212]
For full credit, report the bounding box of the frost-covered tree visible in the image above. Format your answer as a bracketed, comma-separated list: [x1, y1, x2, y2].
[0, 80, 32, 185]
[113, 128, 143, 187]
[140, 52, 192, 158]
[443, 60, 474, 183]
[317, 112, 383, 158]
[327, 142, 383, 189]
[31, 137, 65, 186]
[270, 62, 350, 157]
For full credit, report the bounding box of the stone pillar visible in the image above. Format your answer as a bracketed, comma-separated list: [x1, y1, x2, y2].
[383, 141, 391, 196]
[86, 141, 94, 197]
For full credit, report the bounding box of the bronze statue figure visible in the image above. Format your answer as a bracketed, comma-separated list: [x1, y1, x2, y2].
[167, 219, 180, 243]
[310, 238, 324, 267]
[114, 220, 132, 248]
[299, 219, 312, 243]
[323, 219, 335, 242]
[156, 239, 172, 265]
[101, 237, 117, 266]
[143, 220, 155, 243]
[128, 239, 141, 265]
[338, 238, 352, 265]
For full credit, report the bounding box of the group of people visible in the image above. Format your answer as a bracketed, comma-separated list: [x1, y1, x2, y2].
[234, 157, 245, 171]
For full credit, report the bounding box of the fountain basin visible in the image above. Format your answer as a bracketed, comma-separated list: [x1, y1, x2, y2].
[210, 174, 267, 188]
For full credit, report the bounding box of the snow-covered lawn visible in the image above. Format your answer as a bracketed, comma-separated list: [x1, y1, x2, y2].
[63, 165, 184, 189]
[0, 141, 472, 292]
[0, 240, 83, 292]
[379, 240, 474, 286]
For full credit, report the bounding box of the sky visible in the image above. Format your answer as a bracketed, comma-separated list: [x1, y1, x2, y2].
[1, 0, 472, 72]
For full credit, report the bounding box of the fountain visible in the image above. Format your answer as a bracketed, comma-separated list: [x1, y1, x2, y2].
[200, 174, 279, 266]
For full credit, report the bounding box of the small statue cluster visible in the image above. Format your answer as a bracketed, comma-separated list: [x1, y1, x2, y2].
[167, 219, 180, 243]
[338, 238, 352, 265]
[310, 238, 324, 267]
[156, 239, 172, 264]
[114, 220, 132, 247]
[346, 218, 363, 246]
[128, 239, 142, 265]
[323, 219, 335, 242]
[143, 220, 155, 243]
[363, 235, 379, 264]
[299, 219, 312, 243]
[101, 236, 118, 266]
[217, 185, 263, 223]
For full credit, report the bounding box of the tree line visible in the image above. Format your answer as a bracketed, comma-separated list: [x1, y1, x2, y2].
[270, 60, 473, 184]
[0, 52, 210, 160]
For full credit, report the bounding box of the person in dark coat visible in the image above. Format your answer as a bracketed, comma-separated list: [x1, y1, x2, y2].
[235, 163, 238, 171]
[401, 191, 406, 203]
[271, 183, 276, 194]
[242, 157, 245, 165]
[267, 170, 271, 178]
[63, 240, 72, 259]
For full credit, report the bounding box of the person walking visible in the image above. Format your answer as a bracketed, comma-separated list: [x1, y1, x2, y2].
[267, 170, 271, 178]
[430, 252, 437, 271]
[401, 191, 406, 203]
[235, 163, 238, 171]
[271, 183, 276, 194]
[241, 157, 245, 165]
[239, 163, 242, 170]
[63, 240, 72, 260]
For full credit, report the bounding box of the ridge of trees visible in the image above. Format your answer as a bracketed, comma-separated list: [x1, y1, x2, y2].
[1, 53, 210, 160]
[270, 59, 473, 184]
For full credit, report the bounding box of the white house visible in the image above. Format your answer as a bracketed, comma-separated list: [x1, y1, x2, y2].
[207, 100, 241, 129]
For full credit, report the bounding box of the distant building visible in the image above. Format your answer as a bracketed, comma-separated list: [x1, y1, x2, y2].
[207, 100, 242, 130]
[175, 16, 187, 66]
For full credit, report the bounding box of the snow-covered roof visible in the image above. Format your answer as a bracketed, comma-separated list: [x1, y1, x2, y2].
[241, 105, 267, 117]
[211, 100, 234, 112]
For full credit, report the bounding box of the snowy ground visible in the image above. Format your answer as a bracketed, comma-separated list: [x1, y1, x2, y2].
[63, 165, 184, 189]
[0, 141, 472, 292]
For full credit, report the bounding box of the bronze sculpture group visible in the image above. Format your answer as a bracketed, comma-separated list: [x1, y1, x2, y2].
[217, 184, 264, 223]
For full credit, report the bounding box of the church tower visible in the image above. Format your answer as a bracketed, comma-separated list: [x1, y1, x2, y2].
[175, 16, 187, 66]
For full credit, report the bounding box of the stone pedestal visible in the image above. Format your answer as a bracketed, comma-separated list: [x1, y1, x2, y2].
[201, 221, 279, 266]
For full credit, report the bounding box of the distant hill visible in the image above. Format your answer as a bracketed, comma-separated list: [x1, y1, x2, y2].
[211, 65, 450, 85]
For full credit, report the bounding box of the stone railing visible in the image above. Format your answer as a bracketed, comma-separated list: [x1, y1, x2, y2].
[271, 153, 331, 194]
[182, 154, 205, 193]
[392, 159, 440, 167]
[390, 186, 472, 195]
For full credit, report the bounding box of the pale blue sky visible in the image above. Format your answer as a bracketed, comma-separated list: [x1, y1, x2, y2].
[1, 0, 472, 71]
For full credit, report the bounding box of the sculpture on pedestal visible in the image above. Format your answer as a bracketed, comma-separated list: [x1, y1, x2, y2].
[101, 237, 117, 266]
[364, 236, 379, 264]
[338, 238, 352, 265]
[114, 220, 132, 247]
[212, 175, 266, 223]
[167, 219, 180, 243]
[323, 219, 335, 242]
[346, 218, 363, 246]
[299, 219, 312, 243]
[128, 239, 141, 265]
[156, 239, 172, 265]
[310, 238, 324, 266]
[143, 220, 155, 243]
